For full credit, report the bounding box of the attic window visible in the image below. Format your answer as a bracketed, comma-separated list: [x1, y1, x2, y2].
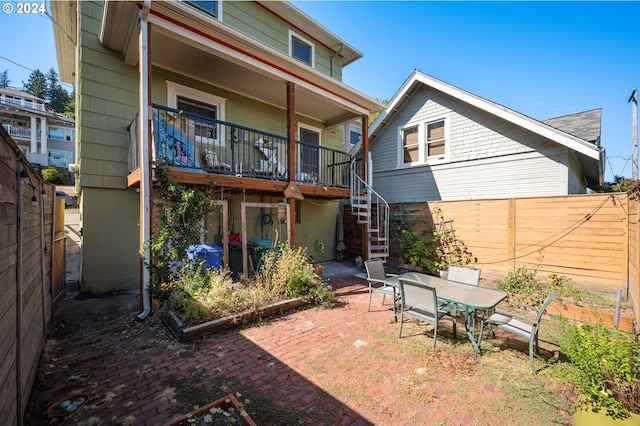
[426, 120, 445, 158]
[289, 30, 314, 67]
[402, 126, 419, 163]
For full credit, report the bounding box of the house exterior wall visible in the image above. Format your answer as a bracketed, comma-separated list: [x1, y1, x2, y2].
[76, 1, 140, 291]
[370, 85, 576, 202]
[73, 1, 346, 291]
[222, 1, 342, 80]
[152, 67, 343, 150]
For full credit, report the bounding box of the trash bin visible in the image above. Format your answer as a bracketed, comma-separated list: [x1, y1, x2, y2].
[249, 238, 275, 271]
[186, 244, 223, 270]
[228, 242, 244, 280]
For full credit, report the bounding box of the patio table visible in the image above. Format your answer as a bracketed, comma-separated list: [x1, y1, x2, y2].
[385, 272, 507, 357]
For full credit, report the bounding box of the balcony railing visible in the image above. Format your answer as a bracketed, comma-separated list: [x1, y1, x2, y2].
[128, 104, 352, 188]
[2, 124, 31, 139]
[0, 96, 46, 112]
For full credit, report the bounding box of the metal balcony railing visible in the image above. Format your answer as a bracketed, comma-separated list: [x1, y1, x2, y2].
[128, 104, 352, 188]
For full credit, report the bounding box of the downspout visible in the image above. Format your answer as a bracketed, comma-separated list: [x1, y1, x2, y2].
[137, 0, 152, 320]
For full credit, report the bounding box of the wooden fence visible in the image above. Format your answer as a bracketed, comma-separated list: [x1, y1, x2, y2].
[343, 191, 639, 319]
[0, 126, 59, 424]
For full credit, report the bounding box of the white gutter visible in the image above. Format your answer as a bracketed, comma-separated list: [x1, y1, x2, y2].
[137, 0, 152, 321]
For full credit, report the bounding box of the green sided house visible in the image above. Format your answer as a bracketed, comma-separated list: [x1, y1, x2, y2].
[51, 0, 383, 314]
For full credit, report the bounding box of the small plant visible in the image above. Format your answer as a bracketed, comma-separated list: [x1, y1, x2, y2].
[40, 165, 68, 184]
[556, 319, 640, 418]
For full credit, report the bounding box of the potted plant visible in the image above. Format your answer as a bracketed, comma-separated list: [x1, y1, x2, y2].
[556, 319, 640, 425]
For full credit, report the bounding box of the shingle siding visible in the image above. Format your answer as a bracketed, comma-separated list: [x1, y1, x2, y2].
[371, 85, 576, 202]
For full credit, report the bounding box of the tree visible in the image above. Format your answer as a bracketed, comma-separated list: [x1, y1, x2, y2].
[45, 68, 70, 113]
[40, 165, 68, 184]
[23, 69, 47, 100]
[64, 86, 76, 119]
[0, 69, 11, 89]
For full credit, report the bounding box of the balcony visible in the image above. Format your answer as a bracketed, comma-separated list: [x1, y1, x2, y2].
[2, 124, 31, 140]
[128, 105, 352, 194]
[0, 96, 46, 112]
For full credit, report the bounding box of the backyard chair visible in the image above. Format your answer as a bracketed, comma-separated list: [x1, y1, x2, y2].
[397, 277, 457, 348]
[441, 264, 482, 336]
[447, 264, 481, 285]
[365, 259, 399, 315]
[484, 291, 555, 374]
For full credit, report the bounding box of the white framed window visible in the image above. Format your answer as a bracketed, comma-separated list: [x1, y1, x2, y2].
[167, 81, 226, 146]
[289, 30, 315, 67]
[425, 118, 447, 161]
[398, 115, 450, 167]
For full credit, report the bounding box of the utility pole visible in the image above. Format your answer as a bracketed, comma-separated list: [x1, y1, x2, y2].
[629, 89, 638, 180]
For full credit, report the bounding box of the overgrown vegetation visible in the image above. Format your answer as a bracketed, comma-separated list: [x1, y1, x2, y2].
[556, 319, 640, 418]
[391, 211, 475, 274]
[148, 168, 334, 325]
[493, 254, 619, 309]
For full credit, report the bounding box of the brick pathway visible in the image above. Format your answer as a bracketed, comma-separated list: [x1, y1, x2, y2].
[25, 276, 573, 425]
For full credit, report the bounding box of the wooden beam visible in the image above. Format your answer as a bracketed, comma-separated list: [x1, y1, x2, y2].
[287, 82, 296, 245]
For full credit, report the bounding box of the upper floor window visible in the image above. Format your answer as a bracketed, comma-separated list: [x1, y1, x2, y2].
[167, 81, 226, 146]
[426, 119, 446, 159]
[289, 30, 314, 67]
[186, 1, 218, 18]
[399, 115, 449, 166]
[402, 126, 419, 164]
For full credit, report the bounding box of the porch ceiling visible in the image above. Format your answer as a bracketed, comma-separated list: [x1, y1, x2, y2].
[99, 0, 382, 127]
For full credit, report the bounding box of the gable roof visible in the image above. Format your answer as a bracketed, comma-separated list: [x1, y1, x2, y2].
[542, 109, 601, 145]
[366, 69, 604, 187]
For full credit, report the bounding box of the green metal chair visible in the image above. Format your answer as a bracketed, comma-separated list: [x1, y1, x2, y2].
[397, 277, 456, 348]
[484, 291, 555, 374]
[441, 264, 482, 337]
[365, 259, 399, 314]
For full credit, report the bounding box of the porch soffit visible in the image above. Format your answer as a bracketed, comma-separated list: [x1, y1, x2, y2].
[99, 1, 383, 127]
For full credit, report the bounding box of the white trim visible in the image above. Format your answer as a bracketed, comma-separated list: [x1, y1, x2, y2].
[288, 29, 315, 68]
[166, 81, 227, 146]
[397, 114, 450, 168]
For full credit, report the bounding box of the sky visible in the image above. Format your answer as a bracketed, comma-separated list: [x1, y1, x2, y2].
[1, 1, 639, 183]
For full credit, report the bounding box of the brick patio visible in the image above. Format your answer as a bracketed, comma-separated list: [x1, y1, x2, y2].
[25, 273, 572, 425]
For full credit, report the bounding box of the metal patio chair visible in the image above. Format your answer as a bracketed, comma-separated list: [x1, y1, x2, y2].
[484, 291, 556, 374]
[365, 259, 399, 315]
[441, 264, 482, 336]
[397, 277, 457, 348]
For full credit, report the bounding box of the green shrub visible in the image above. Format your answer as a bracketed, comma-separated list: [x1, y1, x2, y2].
[40, 165, 68, 184]
[557, 319, 640, 418]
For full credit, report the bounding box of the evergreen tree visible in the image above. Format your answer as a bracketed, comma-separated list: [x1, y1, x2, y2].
[0, 69, 11, 89]
[23, 69, 47, 100]
[64, 86, 76, 119]
[45, 68, 70, 113]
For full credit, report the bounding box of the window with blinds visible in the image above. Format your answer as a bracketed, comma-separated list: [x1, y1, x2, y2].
[426, 120, 445, 158]
[403, 126, 419, 163]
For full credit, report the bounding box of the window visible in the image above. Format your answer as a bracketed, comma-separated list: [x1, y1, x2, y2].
[49, 127, 65, 140]
[49, 150, 72, 167]
[185, 1, 218, 18]
[167, 81, 226, 146]
[426, 119, 445, 159]
[402, 126, 419, 164]
[399, 116, 449, 166]
[289, 30, 314, 67]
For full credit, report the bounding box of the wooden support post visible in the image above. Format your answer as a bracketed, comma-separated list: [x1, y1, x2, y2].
[286, 82, 296, 245]
[508, 198, 516, 272]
